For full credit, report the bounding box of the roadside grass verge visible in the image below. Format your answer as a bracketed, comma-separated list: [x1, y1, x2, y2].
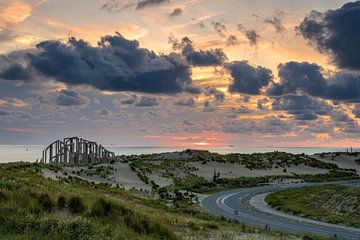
[266, 184, 360, 228]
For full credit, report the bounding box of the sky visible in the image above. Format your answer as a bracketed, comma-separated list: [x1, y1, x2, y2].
[1, 0, 360, 147]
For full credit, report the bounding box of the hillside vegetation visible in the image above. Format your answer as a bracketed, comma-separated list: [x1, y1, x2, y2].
[126, 150, 358, 194]
[0, 162, 301, 240]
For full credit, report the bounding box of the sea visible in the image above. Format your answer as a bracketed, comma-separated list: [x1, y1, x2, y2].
[0, 145, 357, 163]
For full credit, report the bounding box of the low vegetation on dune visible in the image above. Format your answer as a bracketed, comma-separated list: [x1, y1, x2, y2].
[266, 184, 360, 227]
[0, 162, 305, 240]
[2, 150, 357, 239]
[126, 150, 359, 194]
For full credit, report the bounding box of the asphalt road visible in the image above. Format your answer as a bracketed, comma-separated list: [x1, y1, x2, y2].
[201, 180, 360, 240]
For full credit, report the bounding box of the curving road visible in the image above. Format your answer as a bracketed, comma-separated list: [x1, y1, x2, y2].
[201, 180, 360, 240]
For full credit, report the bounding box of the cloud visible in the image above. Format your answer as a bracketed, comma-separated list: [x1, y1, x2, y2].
[55, 90, 89, 106]
[1, 33, 195, 94]
[237, 24, 260, 46]
[257, 98, 270, 110]
[101, 0, 169, 12]
[271, 94, 332, 121]
[267, 61, 360, 102]
[0, 63, 33, 81]
[0, 1, 33, 30]
[227, 61, 273, 95]
[204, 86, 225, 103]
[170, 8, 182, 17]
[226, 35, 238, 46]
[0, 109, 10, 116]
[353, 105, 360, 118]
[96, 107, 111, 116]
[212, 21, 227, 37]
[118, 95, 137, 105]
[222, 116, 292, 135]
[331, 111, 353, 123]
[264, 10, 287, 34]
[267, 61, 326, 97]
[170, 36, 227, 66]
[227, 106, 252, 118]
[324, 72, 360, 102]
[136, 0, 170, 10]
[297, 1, 360, 70]
[134, 96, 158, 106]
[203, 100, 216, 112]
[0, 29, 15, 42]
[174, 98, 196, 107]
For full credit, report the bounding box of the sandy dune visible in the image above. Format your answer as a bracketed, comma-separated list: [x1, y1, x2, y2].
[43, 162, 151, 190]
[312, 153, 360, 174]
[190, 161, 328, 180]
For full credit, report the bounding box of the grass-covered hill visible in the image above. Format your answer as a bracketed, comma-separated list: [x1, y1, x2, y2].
[266, 184, 360, 228]
[125, 150, 359, 193]
[0, 162, 304, 240]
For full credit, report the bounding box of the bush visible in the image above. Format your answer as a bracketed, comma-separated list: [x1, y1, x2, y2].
[57, 195, 66, 208]
[68, 196, 85, 214]
[38, 193, 53, 212]
[90, 198, 112, 217]
[0, 189, 7, 202]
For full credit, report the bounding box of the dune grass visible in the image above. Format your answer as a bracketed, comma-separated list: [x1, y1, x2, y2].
[266, 184, 360, 228]
[0, 162, 306, 240]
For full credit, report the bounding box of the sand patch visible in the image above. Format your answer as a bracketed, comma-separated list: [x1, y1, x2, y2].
[42, 163, 151, 190]
[190, 161, 328, 180]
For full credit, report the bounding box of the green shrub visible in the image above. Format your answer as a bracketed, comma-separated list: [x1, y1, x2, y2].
[38, 193, 53, 212]
[68, 196, 85, 214]
[90, 198, 112, 217]
[57, 195, 66, 208]
[0, 189, 7, 202]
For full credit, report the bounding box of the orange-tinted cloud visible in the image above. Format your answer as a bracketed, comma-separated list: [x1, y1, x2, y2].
[0, 1, 32, 30]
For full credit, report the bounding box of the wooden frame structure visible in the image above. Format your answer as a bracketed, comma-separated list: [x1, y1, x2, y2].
[41, 137, 115, 165]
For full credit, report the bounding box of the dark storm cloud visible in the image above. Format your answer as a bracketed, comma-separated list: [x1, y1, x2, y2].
[267, 61, 360, 102]
[271, 94, 332, 121]
[264, 10, 287, 34]
[268, 62, 326, 97]
[324, 72, 360, 102]
[170, 36, 227, 66]
[1, 33, 194, 94]
[0, 63, 33, 81]
[55, 90, 89, 106]
[173, 98, 196, 107]
[170, 8, 182, 17]
[227, 61, 273, 95]
[237, 24, 260, 46]
[134, 96, 158, 106]
[297, 1, 360, 70]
